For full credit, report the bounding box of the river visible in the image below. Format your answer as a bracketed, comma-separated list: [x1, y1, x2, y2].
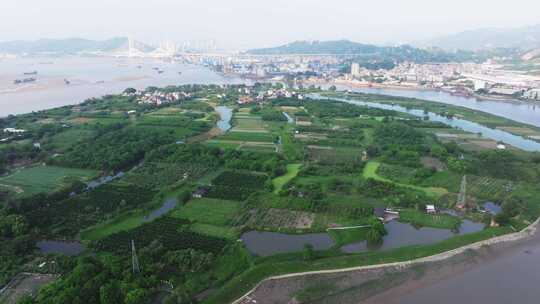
[366, 225, 540, 304]
[310, 94, 540, 152]
[335, 86, 540, 128]
[0, 56, 245, 117]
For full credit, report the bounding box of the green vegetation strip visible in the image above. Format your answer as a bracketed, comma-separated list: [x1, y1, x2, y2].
[399, 209, 461, 230]
[363, 161, 447, 198]
[272, 164, 302, 194]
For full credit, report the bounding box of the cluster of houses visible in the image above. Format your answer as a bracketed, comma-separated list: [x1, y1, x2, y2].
[123, 89, 192, 106]
[235, 88, 305, 105]
[1, 128, 28, 143]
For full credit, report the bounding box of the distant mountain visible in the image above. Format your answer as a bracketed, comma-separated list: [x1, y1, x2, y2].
[0, 37, 155, 55]
[247, 40, 478, 64]
[420, 25, 540, 51]
[521, 48, 540, 61]
[248, 40, 384, 55]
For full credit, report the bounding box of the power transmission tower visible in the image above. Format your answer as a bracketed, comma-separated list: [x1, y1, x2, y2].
[457, 175, 467, 209]
[131, 240, 140, 274]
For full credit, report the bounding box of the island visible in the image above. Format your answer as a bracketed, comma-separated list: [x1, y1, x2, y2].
[1, 84, 540, 304]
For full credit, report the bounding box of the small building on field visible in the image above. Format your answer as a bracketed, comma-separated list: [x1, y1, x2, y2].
[192, 186, 210, 199]
[426, 204, 437, 214]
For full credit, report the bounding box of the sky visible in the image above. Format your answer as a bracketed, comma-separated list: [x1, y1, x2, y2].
[1, 0, 540, 49]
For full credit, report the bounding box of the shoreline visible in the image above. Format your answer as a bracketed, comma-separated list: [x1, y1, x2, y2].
[231, 217, 540, 304]
[300, 78, 539, 105]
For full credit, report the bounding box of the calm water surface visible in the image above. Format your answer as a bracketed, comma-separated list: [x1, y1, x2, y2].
[215, 106, 233, 132]
[36, 240, 86, 256]
[342, 220, 484, 253]
[378, 227, 540, 304]
[241, 231, 335, 256]
[241, 220, 484, 256]
[0, 56, 245, 117]
[338, 86, 540, 128]
[311, 94, 540, 151]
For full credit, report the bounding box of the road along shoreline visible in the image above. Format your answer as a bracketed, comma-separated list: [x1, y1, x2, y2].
[232, 217, 540, 303]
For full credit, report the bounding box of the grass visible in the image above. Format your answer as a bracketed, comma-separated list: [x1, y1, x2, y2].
[47, 129, 95, 152]
[399, 209, 461, 230]
[328, 227, 370, 247]
[0, 165, 98, 197]
[218, 132, 275, 142]
[191, 223, 238, 240]
[363, 161, 447, 199]
[204, 140, 242, 149]
[272, 164, 302, 194]
[171, 198, 241, 227]
[81, 212, 145, 240]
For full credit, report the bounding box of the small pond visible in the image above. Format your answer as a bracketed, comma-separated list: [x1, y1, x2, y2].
[483, 201, 502, 215]
[216, 106, 233, 132]
[342, 220, 485, 253]
[240, 231, 335, 256]
[36, 240, 86, 256]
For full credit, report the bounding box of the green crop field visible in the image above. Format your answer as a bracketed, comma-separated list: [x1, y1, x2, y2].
[272, 164, 302, 194]
[363, 162, 447, 199]
[0, 165, 99, 197]
[171, 198, 241, 227]
[218, 131, 275, 142]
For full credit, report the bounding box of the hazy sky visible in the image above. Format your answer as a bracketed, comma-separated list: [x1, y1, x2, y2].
[1, 0, 539, 49]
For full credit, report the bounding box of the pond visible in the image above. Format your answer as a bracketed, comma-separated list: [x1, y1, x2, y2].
[240, 231, 335, 256]
[143, 197, 177, 222]
[215, 106, 233, 132]
[483, 201, 502, 215]
[36, 240, 86, 256]
[341, 220, 485, 253]
[309, 94, 540, 152]
[241, 220, 485, 256]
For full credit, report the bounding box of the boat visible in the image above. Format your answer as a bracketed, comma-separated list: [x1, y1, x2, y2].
[13, 78, 36, 84]
[23, 71, 38, 75]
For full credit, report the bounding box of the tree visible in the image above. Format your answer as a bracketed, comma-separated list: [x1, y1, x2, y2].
[302, 244, 315, 261]
[99, 282, 123, 304]
[125, 289, 149, 304]
[494, 213, 511, 226]
[367, 218, 387, 245]
[123, 88, 137, 94]
[447, 157, 467, 173]
[328, 85, 337, 91]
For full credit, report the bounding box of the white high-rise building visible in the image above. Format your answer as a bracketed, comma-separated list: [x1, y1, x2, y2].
[351, 63, 361, 78]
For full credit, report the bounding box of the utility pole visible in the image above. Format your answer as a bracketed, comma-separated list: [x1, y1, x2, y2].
[457, 175, 467, 209]
[131, 240, 140, 274]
